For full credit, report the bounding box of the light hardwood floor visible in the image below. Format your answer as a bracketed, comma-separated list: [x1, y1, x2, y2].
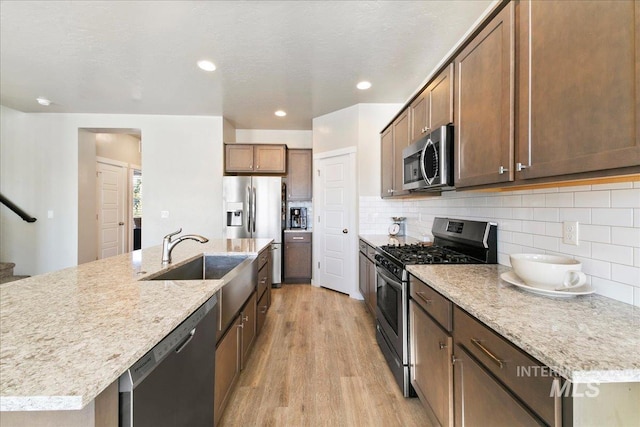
[219, 285, 436, 426]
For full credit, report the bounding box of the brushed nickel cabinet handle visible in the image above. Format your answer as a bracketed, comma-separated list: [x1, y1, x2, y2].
[498, 165, 509, 174]
[516, 162, 528, 171]
[415, 291, 433, 305]
[471, 338, 504, 369]
[439, 342, 447, 350]
[292, 236, 304, 240]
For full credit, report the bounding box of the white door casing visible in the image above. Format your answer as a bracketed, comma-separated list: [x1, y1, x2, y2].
[97, 160, 127, 259]
[312, 148, 358, 298]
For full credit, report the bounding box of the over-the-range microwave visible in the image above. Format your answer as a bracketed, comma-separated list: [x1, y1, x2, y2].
[402, 125, 455, 192]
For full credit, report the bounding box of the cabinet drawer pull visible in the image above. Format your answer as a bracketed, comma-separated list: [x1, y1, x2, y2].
[498, 165, 509, 174]
[470, 338, 504, 369]
[242, 315, 249, 322]
[439, 341, 447, 350]
[261, 305, 268, 314]
[260, 278, 267, 284]
[292, 236, 304, 240]
[516, 162, 528, 171]
[415, 291, 433, 305]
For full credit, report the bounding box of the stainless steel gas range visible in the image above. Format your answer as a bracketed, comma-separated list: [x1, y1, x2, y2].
[374, 217, 497, 397]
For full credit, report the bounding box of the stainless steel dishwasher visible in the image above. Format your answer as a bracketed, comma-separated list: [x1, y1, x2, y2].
[119, 292, 218, 427]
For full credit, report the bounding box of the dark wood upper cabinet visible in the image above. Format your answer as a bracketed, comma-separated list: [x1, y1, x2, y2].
[380, 126, 394, 198]
[410, 64, 454, 143]
[392, 109, 410, 197]
[286, 149, 312, 201]
[454, 3, 515, 188]
[225, 144, 287, 174]
[516, 0, 640, 180]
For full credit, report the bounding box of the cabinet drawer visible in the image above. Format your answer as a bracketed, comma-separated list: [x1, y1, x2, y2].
[410, 276, 452, 332]
[284, 232, 311, 243]
[256, 290, 268, 336]
[454, 307, 557, 425]
[257, 261, 269, 299]
[358, 240, 376, 261]
[258, 248, 270, 270]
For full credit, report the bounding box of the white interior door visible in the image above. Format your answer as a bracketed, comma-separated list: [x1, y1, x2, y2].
[97, 161, 126, 259]
[313, 149, 357, 297]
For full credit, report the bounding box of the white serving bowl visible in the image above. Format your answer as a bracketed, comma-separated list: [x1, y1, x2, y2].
[509, 253, 586, 291]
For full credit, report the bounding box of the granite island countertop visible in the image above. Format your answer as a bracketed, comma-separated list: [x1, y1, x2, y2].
[407, 264, 640, 384]
[0, 238, 272, 412]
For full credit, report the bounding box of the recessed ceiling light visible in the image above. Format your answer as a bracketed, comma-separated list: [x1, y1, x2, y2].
[357, 81, 372, 90]
[197, 60, 216, 72]
[36, 97, 51, 106]
[275, 110, 287, 117]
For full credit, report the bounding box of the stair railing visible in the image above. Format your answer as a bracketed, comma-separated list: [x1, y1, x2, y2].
[0, 193, 37, 223]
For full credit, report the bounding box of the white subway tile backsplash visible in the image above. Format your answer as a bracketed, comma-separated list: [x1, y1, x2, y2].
[591, 277, 634, 305]
[611, 227, 640, 247]
[581, 224, 611, 244]
[592, 208, 634, 227]
[611, 189, 640, 208]
[533, 235, 559, 252]
[592, 243, 634, 265]
[559, 208, 591, 223]
[545, 192, 574, 207]
[522, 194, 546, 207]
[574, 191, 610, 208]
[577, 257, 611, 280]
[611, 264, 640, 286]
[533, 208, 560, 222]
[359, 179, 640, 306]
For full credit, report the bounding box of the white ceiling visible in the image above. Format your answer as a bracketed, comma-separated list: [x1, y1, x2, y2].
[0, 1, 493, 130]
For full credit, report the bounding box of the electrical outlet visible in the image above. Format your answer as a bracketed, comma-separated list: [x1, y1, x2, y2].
[160, 210, 169, 219]
[563, 221, 579, 245]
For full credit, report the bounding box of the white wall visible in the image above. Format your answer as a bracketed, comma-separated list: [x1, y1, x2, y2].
[357, 104, 402, 197]
[235, 129, 312, 148]
[77, 130, 97, 264]
[0, 106, 224, 274]
[360, 182, 640, 307]
[95, 133, 141, 166]
[312, 105, 359, 154]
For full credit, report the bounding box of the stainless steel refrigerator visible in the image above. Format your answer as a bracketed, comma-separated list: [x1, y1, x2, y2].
[223, 176, 283, 284]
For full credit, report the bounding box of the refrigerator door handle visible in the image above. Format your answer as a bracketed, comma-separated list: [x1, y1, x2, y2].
[252, 186, 257, 233]
[246, 185, 252, 234]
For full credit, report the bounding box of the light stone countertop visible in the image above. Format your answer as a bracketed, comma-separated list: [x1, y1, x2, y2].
[407, 264, 640, 384]
[0, 238, 272, 412]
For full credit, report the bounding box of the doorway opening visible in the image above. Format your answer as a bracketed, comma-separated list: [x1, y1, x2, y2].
[78, 128, 142, 264]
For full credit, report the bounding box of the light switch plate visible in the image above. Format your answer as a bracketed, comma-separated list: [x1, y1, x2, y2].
[563, 221, 579, 245]
[161, 210, 169, 219]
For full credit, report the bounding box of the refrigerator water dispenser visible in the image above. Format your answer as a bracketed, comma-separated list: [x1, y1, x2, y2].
[226, 202, 244, 227]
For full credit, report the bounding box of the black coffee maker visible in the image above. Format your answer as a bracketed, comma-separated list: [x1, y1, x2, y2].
[290, 207, 307, 229]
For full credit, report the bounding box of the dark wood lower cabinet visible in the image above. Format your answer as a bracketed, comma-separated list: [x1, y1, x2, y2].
[284, 232, 312, 283]
[410, 301, 453, 427]
[214, 316, 241, 426]
[453, 344, 544, 426]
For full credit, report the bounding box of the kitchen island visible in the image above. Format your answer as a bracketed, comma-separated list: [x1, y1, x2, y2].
[0, 238, 272, 426]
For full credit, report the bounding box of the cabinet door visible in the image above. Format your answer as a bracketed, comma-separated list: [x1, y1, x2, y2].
[240, 292, 257, 369]
[366, 256, 376, 315]
[454, 3, 514, 188]
[214, 316, 242, 425]
[381, 126, 394, 198]
[392, 109, 410, 196]
[410, 301, 453, 427]
[428, 63, 454, 131]
[254, 145, 286, 173]
[359, 251, 368, 304]
[284, 242, 312, 281]
[256, 289, 268, 336]
[225, 144, 255, 172]
[517, 0, 639, 179]
[453, 344, 543, 427]
[287, 149, 313, 200]
[410, 89, 430, 142]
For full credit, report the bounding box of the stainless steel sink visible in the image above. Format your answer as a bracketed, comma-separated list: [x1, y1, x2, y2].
[146, 255, 250, 281]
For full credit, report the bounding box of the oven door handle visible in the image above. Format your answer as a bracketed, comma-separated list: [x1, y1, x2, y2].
[376, 266, 403, 291]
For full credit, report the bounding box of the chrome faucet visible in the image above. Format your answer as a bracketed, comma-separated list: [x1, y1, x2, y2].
[161, 228, 209, 265]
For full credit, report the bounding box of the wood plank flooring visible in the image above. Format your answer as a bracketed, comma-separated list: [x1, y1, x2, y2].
[219, 285, 435, 426]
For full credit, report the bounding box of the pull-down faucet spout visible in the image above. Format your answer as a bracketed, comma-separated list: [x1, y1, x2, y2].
[161, 228, 209, 265]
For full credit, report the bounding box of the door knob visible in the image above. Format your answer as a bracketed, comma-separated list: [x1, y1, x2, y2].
[343, 229, 348, 234]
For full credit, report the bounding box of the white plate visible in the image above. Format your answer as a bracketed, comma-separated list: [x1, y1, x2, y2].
[500, 271, 595, 298]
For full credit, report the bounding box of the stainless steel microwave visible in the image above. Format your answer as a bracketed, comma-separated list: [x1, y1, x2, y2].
[402, 125, 454, 192]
